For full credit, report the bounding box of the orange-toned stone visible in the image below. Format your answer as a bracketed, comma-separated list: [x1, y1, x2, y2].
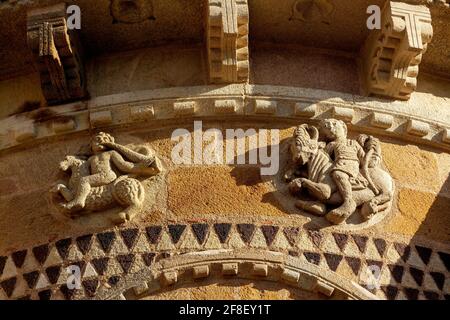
[381, 142, 439, 192]
[385, 188, 450, 242]
[167, 166, 285, 219]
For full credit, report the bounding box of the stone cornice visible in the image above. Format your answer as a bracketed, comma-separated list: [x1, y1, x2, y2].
[1, 84, 449, 154]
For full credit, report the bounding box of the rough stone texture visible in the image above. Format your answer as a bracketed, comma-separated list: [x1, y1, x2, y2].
[388, 189, 450, 242]
[0, 0, 449, 302]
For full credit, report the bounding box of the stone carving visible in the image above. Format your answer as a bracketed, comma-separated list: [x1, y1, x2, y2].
[110, 0, 155, 24]
[361, 1, 433, 100]
[285, 119, 393, 225]
[290, 0, 334, 23]
[51, 132, 163, 223]
[27, 3, 86, 105]
[207, 0, 249, 83]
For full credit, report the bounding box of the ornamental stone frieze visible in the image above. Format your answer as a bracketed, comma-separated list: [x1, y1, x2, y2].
[361, 1, 433, 100]
[0, 0, 449, 302]
[27, 3, 87, 105]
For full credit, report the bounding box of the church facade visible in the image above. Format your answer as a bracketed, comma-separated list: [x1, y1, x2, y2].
[0, 0, 449, 300]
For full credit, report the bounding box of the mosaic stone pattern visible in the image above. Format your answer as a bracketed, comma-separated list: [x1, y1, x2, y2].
[0, 223, 448, 300]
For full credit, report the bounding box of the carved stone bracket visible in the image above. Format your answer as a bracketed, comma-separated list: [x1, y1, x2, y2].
[361, 1, 433, 100]
[27, 3, 86, 105]
[206, 0, 249, 83]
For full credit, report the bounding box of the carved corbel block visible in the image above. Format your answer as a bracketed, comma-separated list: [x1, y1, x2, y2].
[361, 1, 433, 100]
[27, 3, 86, 105]
[207, 0, 249, 83]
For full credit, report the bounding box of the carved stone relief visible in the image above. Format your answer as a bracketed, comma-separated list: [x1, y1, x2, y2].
[207, 0, 249, 83]
[284, 119, 394, 226]
[27, 3, 86, 105]
[361, 1, 433, 100]
[50, 132, 163, 224]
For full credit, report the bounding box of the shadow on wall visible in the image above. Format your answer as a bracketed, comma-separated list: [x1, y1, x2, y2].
[384, 174, 450, 300]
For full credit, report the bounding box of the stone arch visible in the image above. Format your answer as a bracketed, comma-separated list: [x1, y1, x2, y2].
[95, 249, 378, 300]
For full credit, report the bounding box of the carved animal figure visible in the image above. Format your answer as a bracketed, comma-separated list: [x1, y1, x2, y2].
[51, 155, 145, 223]
[286, 124, 393, 224]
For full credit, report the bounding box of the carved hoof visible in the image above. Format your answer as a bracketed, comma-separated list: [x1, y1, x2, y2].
[361, 200, 378, 221]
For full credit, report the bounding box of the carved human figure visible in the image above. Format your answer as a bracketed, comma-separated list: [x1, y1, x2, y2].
[319, 119, 369, 223]
[51, 132, 162, 223]
[64, 132, 159, 211]
[286, 119, 393, 225]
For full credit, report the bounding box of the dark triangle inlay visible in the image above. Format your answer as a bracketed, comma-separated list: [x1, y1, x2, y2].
[437, 252, 450, 271]
[76, 234, 93, 255]
[0, 256, 6, 275]
[381, 285, 398, 300]
[191, 224, 209, 245]
[237, 224, 256, 244]
[283, 227, 300, 246]
[168, 224, 186, 244]
[423, 291, 439, 300]
[307, 230, 323, 248]
[91, 258, 109, 276]
[214, 223, 232, 243]
[97, 232, 116, 254]
[373, 238, 387, 257]
[409, 267, 424, 286]
[345, 257, 361, 276]
[120, 228, 139, 250]
[388, 264, 404, 284]
[145, 226, 162, 244]
[403, 288, 419, 300]
[38, 289, 52, 300]
[60, 284, 76, 300]
[82, 279, 99, 297]
[323, 253, 343, 271]
[116, 254, 135, 274]
[332, 233, 348, 251]
[430, 272, 445, 290]
[303, 252, 321, 265]
[415, 245, 432, 265]
[1, 277, 17, 297]
[32, 244, 49, 265]
[45, 266, 62, 285]
[142, 253, 156, 267]
[55, 238, 72, 260]
[351, 235, 368, 253]
[11, 250, 27, 268]
[23, 271, 39, 289]
[261, 226, 279, 246]
[394, 243, 411, 262]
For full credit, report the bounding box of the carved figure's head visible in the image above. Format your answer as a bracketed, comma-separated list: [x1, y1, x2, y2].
[59, 155, 85, 171]
[319, 118, 347, 141]
[291, 124, 319, 165]
[91, 132, 115, 153]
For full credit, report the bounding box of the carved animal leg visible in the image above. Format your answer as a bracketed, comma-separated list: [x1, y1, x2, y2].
[326, 171, 357, 225]
[64, 178, 91, 211]
[301, 179, 332, 201]
[295, 200, 327, 216]
[110, 206, 138, 225]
